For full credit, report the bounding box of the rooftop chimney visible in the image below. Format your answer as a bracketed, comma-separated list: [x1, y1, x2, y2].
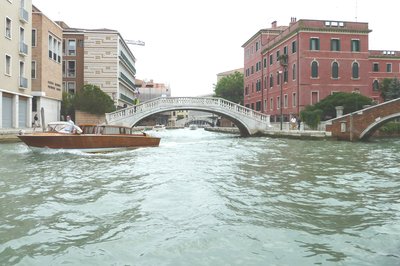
[271, 21, 277, 28]
[289, 17, 297, 26]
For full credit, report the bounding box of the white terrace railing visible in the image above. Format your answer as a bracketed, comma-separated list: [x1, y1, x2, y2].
[105, 97, 271, 134]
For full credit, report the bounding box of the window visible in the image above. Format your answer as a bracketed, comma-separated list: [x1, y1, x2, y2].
[5, 17, 12, 38]
[32, 29, 37, 46]
[67, 81, 76, 94]
[283, 46, 288, 55]
[292, 40, 297, 53]
[386, 63, 392, 72]
[277, 72, 280, 85]
[277, 96, 281, 109]
[351, 39, 360, 52]
[31, 60, 36, 79]
[67, 60, 76, 77]
[352, 62, 359, 79]
[5, 54, 11, 75]
[256, 101, 261, 111]
[311, 61, 319, 78]
[270, 98, 273, 110]
[264, 99, 267, 111]
[245, 86, 248, 95]
[284, 94, 288, 108]
[292, 92, 297, 107]
[263, 58, 267, 68]
[332, 61, 339, 79]
[292, 63, 296, 80]
[48, 35, 53, 58]
[373, 63, 379, 72]
[311, 91, 319, 105]
[255, 42, 259, 51]
[264, 76, 267, 89]
[269, 54, 273, 65]
[331, 39, 340, 51]
[68, 39, 76, 56]
[284, 68, 288, 82]
[310, 38, 320, 50]
[276, 50, 280, 62]
[373, 80, 379, 91]
[269, 74, 273, 87]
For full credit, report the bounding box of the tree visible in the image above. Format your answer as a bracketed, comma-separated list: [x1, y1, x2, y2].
[380, 78, 400, 101]
[300, 92, 373, 129]
[214, 71, 244, 104]
[61, 92, 75, 119]
[74, 84, 116, 114]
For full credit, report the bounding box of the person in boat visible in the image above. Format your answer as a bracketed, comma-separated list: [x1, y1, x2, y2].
[60, 115, 76, 133]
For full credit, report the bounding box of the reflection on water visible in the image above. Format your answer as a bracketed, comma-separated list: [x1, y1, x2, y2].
[0, 129, 399, 265]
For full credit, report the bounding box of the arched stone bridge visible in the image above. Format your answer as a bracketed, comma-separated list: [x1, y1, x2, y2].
[105, 97, 271, 136]
[325, 98, 400, 141]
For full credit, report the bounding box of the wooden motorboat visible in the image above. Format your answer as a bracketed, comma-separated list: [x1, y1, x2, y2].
[18, 122, 160, 152]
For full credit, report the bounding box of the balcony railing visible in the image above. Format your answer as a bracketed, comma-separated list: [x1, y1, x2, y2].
[19, 42, 28, 55]
[19, 76, 28, 89]
[119, 72, 136, 90]
[19, 8, 29, 23]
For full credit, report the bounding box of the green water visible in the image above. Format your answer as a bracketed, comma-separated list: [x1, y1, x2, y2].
[0, 129, 399, 265]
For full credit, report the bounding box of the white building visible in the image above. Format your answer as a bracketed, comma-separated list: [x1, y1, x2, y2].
[0, 0, 32, 129]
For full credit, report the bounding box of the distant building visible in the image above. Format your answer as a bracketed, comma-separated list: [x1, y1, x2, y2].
[0, 0, 32, 129]
[216, 68, 243, 82]
[31, 5, 63, 124]
[135, 79, 171, 102]
[243, 18, 400, 122]
[134, 79, 172, 126]
[57, 22, 138, 109]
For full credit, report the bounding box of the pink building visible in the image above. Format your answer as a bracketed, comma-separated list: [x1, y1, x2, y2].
[243, 18, 400, 122]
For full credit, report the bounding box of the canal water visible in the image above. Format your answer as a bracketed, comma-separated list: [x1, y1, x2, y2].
[0, 129, 399, 265]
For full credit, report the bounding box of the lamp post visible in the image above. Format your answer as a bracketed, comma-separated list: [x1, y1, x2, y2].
[278, 54, 288, 131]
[278, 70, 283, 130]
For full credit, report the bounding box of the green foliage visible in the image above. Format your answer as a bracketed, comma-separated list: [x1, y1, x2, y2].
[379, 121, 400, 134]
[214, 71, 244, 104]
[380, 78, 400, 101]
[300, 92, 373, 128]
[300, 109, 323, 130]
[74, 84, 116, 115]
[61, 92, 75, 118]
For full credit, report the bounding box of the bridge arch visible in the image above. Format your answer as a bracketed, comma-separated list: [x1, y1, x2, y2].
[105, 97, 271, 136]
[359, 112, 400, 140]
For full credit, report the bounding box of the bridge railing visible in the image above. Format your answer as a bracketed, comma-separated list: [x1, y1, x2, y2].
[106, 97, 270, 124]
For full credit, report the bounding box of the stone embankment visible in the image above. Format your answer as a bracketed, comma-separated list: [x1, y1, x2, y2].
[205, 127, 331, 140]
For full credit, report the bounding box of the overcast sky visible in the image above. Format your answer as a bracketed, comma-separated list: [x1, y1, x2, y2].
[32, 0, 400, 97]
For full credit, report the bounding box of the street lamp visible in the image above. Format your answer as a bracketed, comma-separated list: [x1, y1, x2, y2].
[278, 70, 283, 130]
[278, 54, 288, 131]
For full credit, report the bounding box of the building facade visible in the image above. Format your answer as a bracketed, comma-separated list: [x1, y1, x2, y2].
[0, 0, 32, 129]
[243, 18, 400, 122]
[31, 5, 63, 124]
[57, 23, 138, 110]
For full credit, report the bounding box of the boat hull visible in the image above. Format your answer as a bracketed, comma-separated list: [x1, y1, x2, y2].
[18, 133, 160, 152]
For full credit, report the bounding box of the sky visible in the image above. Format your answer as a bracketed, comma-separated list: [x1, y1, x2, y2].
[32, 0, 400, 97]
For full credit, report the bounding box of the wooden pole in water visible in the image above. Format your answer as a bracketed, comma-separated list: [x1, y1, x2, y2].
[41, 107, 45, 132]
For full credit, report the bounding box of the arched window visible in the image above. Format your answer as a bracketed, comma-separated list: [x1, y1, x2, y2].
[292, 63, 296, 80]
[311, 61, 318, 78]
[373, 80, 379, 91]
[332, 61, 339, 79]
[352, 62, 359, 79]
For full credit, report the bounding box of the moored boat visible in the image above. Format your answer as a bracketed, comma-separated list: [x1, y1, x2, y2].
[17, 122, 160, 152]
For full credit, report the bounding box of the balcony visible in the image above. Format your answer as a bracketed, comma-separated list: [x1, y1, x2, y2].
[19, 7, 29, 23]
[19, 76, 28, 89]
[19, 42, 28, 56]
[119, 72, 136, 90]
